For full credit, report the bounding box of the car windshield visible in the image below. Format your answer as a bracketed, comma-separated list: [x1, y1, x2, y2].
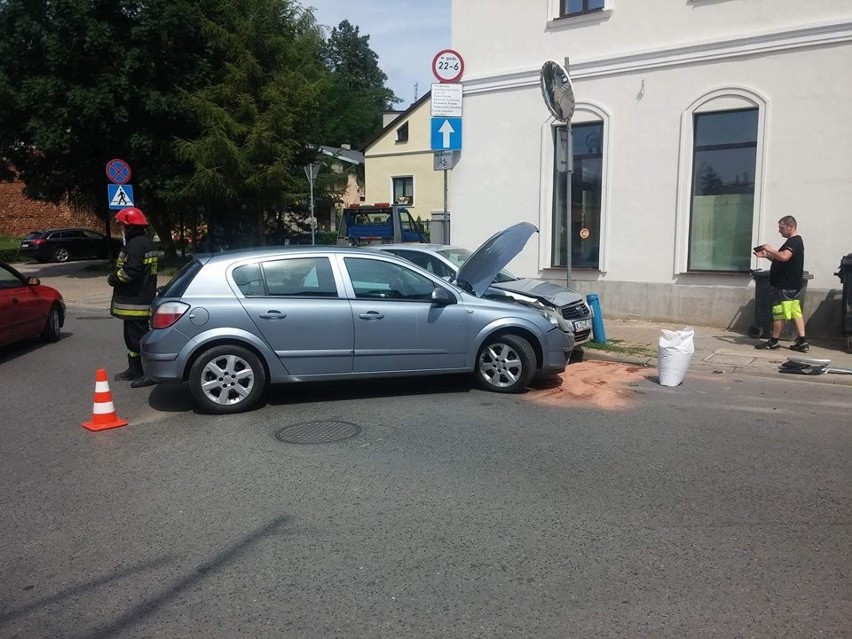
[435, 247, 520, 283]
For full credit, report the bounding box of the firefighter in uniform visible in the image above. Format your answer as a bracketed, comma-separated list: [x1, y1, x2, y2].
[109, 206, 158, 388]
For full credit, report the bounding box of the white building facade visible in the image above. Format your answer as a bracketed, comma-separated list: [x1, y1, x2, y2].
[450, 0, 852, 336]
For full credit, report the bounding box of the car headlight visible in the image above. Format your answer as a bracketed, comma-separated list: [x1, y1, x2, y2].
[539, 309, 560, 328]
[539, 308, 574, 331]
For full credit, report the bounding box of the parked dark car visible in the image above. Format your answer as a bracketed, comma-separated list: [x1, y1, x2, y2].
[0, 262, 65, 348]
[19, 228, 123, 263]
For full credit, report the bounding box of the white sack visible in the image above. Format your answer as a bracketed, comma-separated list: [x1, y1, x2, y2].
[658, 327, 695, 387]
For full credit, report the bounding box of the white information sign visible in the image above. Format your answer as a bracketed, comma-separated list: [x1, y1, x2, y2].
[431, 83, 463, 117]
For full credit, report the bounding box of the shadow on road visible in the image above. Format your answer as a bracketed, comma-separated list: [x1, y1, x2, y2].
[147, 373, 478, 414]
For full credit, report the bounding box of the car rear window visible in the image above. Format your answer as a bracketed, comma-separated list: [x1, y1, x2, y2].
[157, 258, 203, 298]
[24, 232, 43, 240]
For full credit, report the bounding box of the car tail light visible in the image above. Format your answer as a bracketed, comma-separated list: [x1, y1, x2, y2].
[32, 239, 46, 246]
[152, 301, 190, 329]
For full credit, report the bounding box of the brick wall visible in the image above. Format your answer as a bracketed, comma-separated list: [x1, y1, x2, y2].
[0, 181, 111, 237]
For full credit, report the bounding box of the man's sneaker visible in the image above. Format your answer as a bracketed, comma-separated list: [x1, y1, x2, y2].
[790, 341, 810, 353]
[755, 339, 780, 350]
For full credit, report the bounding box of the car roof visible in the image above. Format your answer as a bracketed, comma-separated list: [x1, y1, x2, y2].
[29, 227, 103, 234]
[200, 244, 411, 266]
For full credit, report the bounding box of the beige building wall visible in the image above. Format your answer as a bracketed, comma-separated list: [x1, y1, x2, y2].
[365, 93, 452, 226]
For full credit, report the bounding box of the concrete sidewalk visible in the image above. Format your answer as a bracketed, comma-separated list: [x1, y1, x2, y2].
[583, 318, 852, 387]
[14, 260, 852, 387]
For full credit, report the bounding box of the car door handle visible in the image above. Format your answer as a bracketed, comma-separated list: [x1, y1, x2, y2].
[259, 311, 286, 319]
[358, 311, 385, 320]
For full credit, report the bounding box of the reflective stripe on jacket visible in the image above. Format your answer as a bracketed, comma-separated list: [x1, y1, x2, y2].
[110, 232, 158, 320]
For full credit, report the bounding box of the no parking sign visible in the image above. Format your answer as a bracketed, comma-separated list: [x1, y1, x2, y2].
[105, 158, 131, 185]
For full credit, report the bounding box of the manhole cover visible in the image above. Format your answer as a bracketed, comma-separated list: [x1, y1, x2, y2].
[275, 420, 361, 445]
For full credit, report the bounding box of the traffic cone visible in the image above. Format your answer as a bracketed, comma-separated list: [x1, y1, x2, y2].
[82, 368, 128, 431]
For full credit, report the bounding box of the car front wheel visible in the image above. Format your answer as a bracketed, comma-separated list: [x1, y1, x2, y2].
[52, 247, 70, 262]
[475, 334, 536, 393]
[41, 304, 62, 342]
[189, 344, 267, 414]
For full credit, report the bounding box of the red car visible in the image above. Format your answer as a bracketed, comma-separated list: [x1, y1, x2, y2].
[0, 262, 65, 348]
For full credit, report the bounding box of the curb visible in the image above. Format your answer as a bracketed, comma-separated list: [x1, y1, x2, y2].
[579, 349, 654, 367]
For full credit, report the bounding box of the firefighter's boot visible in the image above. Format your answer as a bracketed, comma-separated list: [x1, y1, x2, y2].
[130, 358, 157, 388]
[114, 355, 141, 382]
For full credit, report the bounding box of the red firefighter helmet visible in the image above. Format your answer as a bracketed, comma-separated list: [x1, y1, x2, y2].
[115, 207, 148, 226]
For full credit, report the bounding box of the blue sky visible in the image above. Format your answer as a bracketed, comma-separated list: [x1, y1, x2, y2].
[306, 0, 452, 108]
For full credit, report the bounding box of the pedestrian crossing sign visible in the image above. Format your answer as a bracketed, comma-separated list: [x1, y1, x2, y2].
[107, 184, 134, 209]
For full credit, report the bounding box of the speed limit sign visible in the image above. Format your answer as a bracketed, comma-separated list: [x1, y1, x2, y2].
[432, 49, 464, 83]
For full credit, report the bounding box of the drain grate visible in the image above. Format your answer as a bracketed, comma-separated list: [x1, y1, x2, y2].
[275, 420, 361, 445]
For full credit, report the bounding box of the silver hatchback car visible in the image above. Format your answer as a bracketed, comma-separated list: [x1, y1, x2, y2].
[141, 223, 573, 414]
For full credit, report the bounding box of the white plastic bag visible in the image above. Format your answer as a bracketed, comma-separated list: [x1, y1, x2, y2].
[658, 327, 695, 387]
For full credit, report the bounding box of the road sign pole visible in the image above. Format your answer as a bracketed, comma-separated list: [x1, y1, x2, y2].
[566, 122, 573, 286]
[309, 168, 315, 246]
[304, 163, 320, 246]
[443, 169, 448, 229]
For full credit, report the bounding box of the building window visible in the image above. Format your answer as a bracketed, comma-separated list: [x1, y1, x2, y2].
[561, 0, 605, 17]
[396, 122, 409, 143]
[551, 122, 603, 270]
[688, 108, 758, 272]
[392, 176, 414, 205]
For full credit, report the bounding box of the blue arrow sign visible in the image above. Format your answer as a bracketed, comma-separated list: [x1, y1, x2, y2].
[431, 117, 462, 151]
[107, 184, 134, 209]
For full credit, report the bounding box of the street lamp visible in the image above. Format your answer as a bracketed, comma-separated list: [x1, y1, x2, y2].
[303, 163, 321, 245]
[540, 60, 576, 285]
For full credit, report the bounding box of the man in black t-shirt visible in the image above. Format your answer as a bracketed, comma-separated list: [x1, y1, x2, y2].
[753, 215, 808, 352]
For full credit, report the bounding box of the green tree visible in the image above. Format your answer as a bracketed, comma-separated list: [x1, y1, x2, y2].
[0, 0, 215, 258]
[317, 19, 399, 150]
[0, 1, 395, 252]
[175, 0, 328, 247]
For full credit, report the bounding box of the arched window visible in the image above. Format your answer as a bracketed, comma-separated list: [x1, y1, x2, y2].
[549, 102, 610, 271]
[676, 88, 767, 273]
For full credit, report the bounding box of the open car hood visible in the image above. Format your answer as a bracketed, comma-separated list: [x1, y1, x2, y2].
[456, 222, 538, 297]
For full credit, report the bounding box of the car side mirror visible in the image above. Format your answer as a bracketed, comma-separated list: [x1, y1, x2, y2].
[27, 276, 41, 286]
[431, 286, 456, 305]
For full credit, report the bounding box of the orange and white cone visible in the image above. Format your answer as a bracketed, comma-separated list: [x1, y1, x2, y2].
[82, 368, 128, 431]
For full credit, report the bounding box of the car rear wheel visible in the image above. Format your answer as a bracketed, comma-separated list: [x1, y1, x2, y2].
[52, 247, 70, 262]
[41, 304, 61, 342]
[475, 334, 536, 393]
[189, 344, 266, 414]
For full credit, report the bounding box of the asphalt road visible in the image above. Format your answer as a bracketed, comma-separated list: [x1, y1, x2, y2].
[0, 280, 850, 637]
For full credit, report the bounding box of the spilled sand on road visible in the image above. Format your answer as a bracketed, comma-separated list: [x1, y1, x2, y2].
[527, 361, 651, 410]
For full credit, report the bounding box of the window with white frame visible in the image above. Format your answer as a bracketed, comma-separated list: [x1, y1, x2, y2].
[688, 108, 758, 272]
[392, 176, 414, 205]
[561, 0, 605, 17]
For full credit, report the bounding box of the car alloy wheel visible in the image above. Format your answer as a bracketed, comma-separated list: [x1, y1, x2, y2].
[189, 344, 266, 414]
[52, 247, 70, 262]
[475, 334, 536, 393]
